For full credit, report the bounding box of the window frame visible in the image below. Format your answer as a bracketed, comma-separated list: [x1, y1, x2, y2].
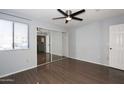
[0, 18, 29, 51]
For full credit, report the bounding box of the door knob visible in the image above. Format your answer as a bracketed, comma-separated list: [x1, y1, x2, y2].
[110, 48, 112, 50]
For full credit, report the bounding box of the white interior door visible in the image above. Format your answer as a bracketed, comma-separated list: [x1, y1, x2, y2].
[109, 24, 124, 70]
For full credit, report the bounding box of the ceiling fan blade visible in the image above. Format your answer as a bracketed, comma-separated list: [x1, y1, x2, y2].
[53, 17, 66, 20]
[65, 20, 68, 23]
[71, 9, 85, 17]
[57, 9, 68, 17]
[72, 17, 83, 21]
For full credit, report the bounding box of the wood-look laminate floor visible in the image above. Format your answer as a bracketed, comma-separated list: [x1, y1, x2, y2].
[1, 58, 124, 84]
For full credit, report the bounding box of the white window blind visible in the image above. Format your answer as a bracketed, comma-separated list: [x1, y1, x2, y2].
[14, 22, 28, 49]
[0, 19, 13, 50]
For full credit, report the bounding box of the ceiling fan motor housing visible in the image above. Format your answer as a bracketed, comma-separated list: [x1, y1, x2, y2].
[66, 10, 72, 16]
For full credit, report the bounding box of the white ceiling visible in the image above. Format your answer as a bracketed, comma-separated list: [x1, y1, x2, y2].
[1, 9, 124, 29]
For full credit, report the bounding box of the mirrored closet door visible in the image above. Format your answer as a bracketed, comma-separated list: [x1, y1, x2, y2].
[37, 28, 51, 65]
[50, 31, 66, 62]
[37, 27, 67, 66]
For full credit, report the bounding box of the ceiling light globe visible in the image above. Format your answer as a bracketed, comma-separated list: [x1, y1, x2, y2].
[66, 17, 72, 21]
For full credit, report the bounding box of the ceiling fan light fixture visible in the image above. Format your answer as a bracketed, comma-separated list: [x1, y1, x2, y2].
[53, 9, 85, 23]
[66, 16, 72, 21]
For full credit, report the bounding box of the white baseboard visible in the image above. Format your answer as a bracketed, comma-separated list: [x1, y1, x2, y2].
[68, 56, 124, 71]
[68, 57, 124, 71]
[0, 65, 37, 78]
[68, 56, 110, 68]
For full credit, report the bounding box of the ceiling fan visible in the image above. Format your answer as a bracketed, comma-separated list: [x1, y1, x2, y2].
[52, 9, 85, 23]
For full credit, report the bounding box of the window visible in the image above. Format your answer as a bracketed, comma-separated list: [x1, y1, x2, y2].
[0, 19, 13, 50]
[0, 19, 29, 50]
[14, 22, 29, 49]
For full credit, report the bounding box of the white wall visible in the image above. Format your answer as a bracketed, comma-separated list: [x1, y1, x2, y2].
[68, 15, 124, 66]
[69, 22, 101, 64]
[62, 32, 69, 57]
[0, 10, 65, 78]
